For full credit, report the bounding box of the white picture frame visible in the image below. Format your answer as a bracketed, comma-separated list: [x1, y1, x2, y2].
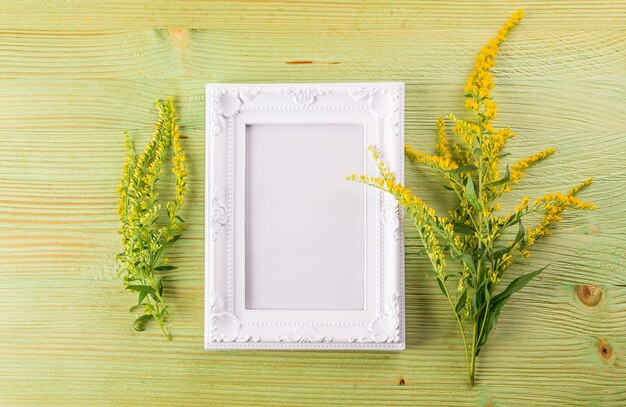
[205, 83, 405, 350]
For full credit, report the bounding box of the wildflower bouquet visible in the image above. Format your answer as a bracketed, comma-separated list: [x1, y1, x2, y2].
[116, 98, 188, 340]
[348, 10, 595, 386]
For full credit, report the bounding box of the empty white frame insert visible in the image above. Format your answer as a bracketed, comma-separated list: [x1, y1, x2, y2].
[206, 83, 405, 349]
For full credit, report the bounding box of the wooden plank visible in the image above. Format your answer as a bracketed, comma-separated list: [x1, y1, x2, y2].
[0, 1, 624, 405]
[0, 277, 624, 404]
[0, 1, 624, 30]
[0, 28, 624, 80]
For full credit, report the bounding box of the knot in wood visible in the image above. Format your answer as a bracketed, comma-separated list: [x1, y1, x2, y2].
[597, 340, 613, 360]
[167, 28, 188, 46]
[576, 284, 602, 306]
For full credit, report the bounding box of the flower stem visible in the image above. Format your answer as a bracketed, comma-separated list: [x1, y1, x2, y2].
[469, 322, 478, 387]
[155, 314, 172, 341]
[417, 226, 472, 383]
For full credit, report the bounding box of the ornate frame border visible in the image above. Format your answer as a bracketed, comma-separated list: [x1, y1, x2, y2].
[205, 83, 405, 350]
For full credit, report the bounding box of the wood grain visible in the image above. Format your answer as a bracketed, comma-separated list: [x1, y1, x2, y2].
[0, 1, 624, 405]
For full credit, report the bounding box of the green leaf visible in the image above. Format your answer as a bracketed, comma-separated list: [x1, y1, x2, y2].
[486, 165, 510, 187]
[443, 185, 455, 191]
[472, 282, 490, 318]
[483, 281, 491, 302]
[133, 314, 153, 331]
[471, 285, 483, 318]
[453, 222, 476, 235]
[137, 291, 148, 305]
[458, 254, 477, 275]
[477, 302, 503, 351]
[155, 265, 177, 271]
[157, 277, 165, 296]
[150, 293, 161, 303]
[492, 244, 508, 254]
[477, 265, 543, 352]
[175, 215, 185, 223]
[510, 220, 525, 249]
[126, 285, 155, 294]
[436, 277, 448, 296]
[448, 165, 478, 174]
[464, 178, 481, 211]
[170, 234, 182, 243]
[129, 303, 145, 312]
[455, 289, 468, 315]
[492, 245, 509, 260]
[491, 265, 548, 306]
[479, 249, 488, 281]
[498, 153, 511, 159]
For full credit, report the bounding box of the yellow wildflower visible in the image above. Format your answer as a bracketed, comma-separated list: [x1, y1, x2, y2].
[526, 179, 596, 248]
[436, 117, 454, 163]
[499, 253, 513, 270]
[480, 128, 515, 186]
[569, 178, 593, 196]
[450, 142, 472, 167]
[483, 100, 497, 121]
[510, 148, 556, 184]
[345, 10, 596, 387]
[464, 9, 524, 116]
[368, 145, 396, 183]
[421, 223, 447, 279]
[488, 270, 500, 284]
[116, 98, 187, 340]
[515, 196, 530, 212]
[464, 99, 479, 111]
[405, 144, 458, 172]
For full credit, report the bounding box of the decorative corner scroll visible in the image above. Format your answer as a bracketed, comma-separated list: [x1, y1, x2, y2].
[348, 86, 389, 118]
[209, 294, 260, 343]
[349, 84, 403, 137]
[349, 293, 402, 344]
[209, 187, 229, 241]
[279, 86, 331, 107]
[210, 86, 260, 136]
[277, 326, 333, 343]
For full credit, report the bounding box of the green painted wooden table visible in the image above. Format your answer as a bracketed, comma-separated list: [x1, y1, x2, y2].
[0, 1, 624, 405]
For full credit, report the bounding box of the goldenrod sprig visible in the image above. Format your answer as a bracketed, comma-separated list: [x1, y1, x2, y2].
[348, 10, 595, 386]
[116, 98, 187, 340]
